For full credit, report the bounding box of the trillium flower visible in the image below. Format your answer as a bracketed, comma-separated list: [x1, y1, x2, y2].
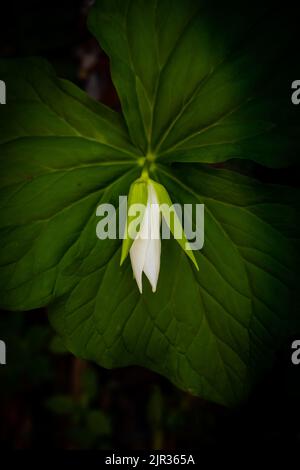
[121, 177, 199, 294]
[129, 182, 161, 293]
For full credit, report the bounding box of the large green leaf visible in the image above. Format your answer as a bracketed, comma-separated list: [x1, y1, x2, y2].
[0, 58, 141, 309]
[155, 164, 300, 376]
[47, 163, 299, 406]
[0, 0, 299, 406]
[88, 0, 300, 166]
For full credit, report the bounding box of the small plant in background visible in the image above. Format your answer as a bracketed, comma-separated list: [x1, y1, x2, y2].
[45, 358, 112, 449]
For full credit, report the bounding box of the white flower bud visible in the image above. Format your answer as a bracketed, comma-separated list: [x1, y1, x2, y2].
[130, 182, 161, 293]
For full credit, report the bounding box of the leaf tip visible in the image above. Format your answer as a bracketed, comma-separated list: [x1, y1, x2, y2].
[120, 247, 127, 266]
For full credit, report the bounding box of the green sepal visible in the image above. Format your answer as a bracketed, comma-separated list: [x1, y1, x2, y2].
[150, 179, 199, 271]
[120, 178, 148, 265]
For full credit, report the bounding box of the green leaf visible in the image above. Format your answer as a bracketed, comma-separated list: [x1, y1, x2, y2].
[0, 58, 139, 150]
[88, 0, 300, 167]
[156, 164, 300, 379]
[0, 58, 140, 310]
[47, 163, 299, 406]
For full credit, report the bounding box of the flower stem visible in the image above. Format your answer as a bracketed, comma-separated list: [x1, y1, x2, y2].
[140, 151, 156, 180]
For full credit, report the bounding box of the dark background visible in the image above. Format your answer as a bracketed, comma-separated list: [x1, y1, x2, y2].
[0, 0, 299, 450]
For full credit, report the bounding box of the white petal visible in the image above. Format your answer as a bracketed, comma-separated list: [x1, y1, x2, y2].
[143, 183, 161, 292]
[129, 181, 162, 293]
[129, 202, 150, 293]
[143, 238, 161, 292]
